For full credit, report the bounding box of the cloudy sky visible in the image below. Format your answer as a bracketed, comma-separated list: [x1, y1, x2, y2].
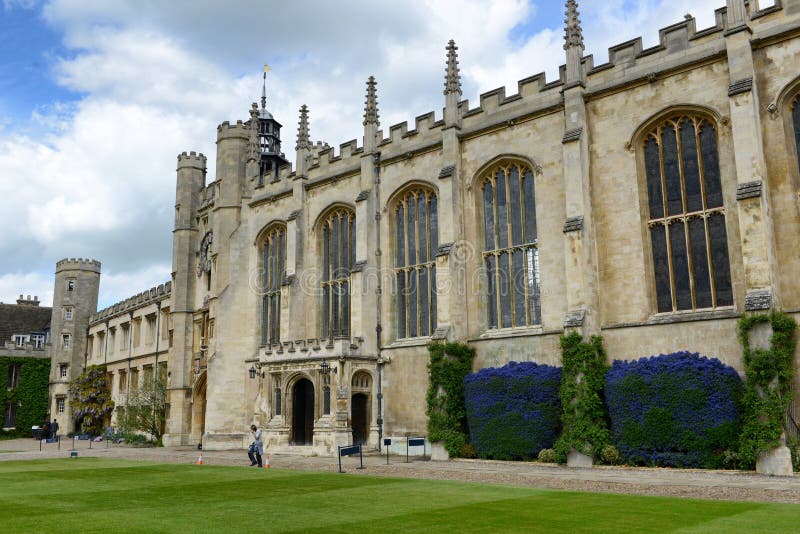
[0, 0, 739, 309]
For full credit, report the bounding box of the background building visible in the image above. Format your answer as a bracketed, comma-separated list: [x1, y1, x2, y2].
[1, 295, 51, 435]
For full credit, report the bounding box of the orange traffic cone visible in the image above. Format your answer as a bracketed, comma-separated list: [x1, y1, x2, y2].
[197, 453, 203, 465]
[263, 455, 270, 469]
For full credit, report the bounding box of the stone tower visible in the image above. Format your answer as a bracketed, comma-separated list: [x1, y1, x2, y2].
[163, 151, 206, 447]
[48, 258, 101, 433]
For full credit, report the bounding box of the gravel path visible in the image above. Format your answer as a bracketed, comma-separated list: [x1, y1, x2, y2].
[2, 438, 798, 504]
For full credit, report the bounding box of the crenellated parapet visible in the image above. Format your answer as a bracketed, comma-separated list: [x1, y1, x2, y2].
[56, 258, 101, 274]
[217, 120, 251, 141]
[89, 281, 172, 325]
[177, 151, 206, 170]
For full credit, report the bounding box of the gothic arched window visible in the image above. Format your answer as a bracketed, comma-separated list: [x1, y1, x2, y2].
[643, 115, 733, 313]
[481, 161, 541, 329]
[320, 208, 355, 339]
[260, 225, 285, 345]
[395, 188, 438, 338]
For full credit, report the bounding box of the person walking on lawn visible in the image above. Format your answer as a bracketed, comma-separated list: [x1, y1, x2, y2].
[248, 425, 263, 467]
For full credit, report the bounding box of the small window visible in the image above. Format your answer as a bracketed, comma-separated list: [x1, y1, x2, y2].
[32, 334, 45, 349]
[3, 401, 16, 428]
[59, 364, 68, 379]
[12, 335, 28, 347]
[64, 307, 73, 321]
[56, 397, 65, 414]
[67, 280, 75, 292]
[274, 387, 282, 416]
[7, 364, 20, 389]
[322, 375, 331, 415]
[62, 334, 71, 349]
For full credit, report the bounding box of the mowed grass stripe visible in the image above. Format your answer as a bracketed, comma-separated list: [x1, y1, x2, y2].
[0, 459, 796, 533]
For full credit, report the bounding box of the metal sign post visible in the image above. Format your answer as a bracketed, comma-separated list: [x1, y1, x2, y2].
[384, 438, 391, 465]
[338, 444, 364, 473]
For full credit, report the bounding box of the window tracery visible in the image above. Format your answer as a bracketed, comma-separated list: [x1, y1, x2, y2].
[792, 94, 800, 174]
[643, 115, 733, 313]
[320, 208, 355, 339]
[261, 225, 285, 345]
[481, 161, 541, 329]
[394, 188, 438, 338]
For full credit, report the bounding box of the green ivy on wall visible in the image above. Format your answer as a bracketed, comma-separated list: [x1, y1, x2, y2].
[554, 333, 610, 463]
[738, 312, 798, 468]
[426, 342, 475, 457]
[0, 357, 50, 438]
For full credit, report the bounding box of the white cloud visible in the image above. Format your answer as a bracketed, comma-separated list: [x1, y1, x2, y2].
[0, 0, 733, 308]
[0, 271, 53, 306]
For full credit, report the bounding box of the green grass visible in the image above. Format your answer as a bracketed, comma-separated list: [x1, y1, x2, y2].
[0, 450, 20, 453]
[0, 459, 796, 533]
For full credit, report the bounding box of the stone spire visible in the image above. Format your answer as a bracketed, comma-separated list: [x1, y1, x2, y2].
[295, 105, 311, 177]
[444, 40, 462, 96]
[296, 105, 311, 151]
[363, 77, 379, 153]
[444, 40, 463, 128]
[564, 0, 584, 51]
[248, 102, 260, 161]
[363, 76, 379, 126]
[564, 0, 585, 87]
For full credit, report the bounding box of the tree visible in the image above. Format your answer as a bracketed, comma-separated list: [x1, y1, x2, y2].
[119, 373, 166, 441]
[68, 365, 114, 436]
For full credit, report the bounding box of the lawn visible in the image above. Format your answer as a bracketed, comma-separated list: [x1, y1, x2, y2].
[0, 459, 796, 533]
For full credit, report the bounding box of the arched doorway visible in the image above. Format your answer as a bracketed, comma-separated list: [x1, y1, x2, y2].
[191, 371, 207, 445]
[292, 378, 314, 445]
[351, 393, 368, 445]
[351, 371, 372, 446]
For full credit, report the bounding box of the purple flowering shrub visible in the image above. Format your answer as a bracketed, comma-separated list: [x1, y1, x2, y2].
[464, 362, 561, 460]
[605, 352, 743, 468]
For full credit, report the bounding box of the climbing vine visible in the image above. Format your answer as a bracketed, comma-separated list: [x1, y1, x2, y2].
[68, 365, 115, 437]
[426, 342, 475, 457]
[738, 312, 798, 467]
[0, 357, 50, 438]
[554, 333, 610, 463]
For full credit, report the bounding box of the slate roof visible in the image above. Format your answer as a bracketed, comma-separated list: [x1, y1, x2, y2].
[0, 303, 52, 344]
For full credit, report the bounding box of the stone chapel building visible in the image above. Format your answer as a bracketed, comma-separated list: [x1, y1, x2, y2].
[51, 0, 800, 454]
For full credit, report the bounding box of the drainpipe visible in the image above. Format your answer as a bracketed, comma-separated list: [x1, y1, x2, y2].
[373, 151, 384, 450]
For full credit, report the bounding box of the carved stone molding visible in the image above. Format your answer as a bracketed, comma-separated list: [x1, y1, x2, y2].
[744, 289, 772, 311]
[351, 260, 368, 273]
[355, 190, 370, 202]
[564, 309, 586, 327]
[287, 210, 301, 222]
[728, 77, 753, 97]
[562, 127, 583, 144]
[439, 165, 455, 179]
[431, 325, 450, 340]
[736, 180, 762, 201]
[436, 242, 454, 257]
[563, 215, 584, 233]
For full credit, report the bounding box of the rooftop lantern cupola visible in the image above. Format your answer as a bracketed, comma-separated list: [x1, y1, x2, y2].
[252, 64, 288, 185]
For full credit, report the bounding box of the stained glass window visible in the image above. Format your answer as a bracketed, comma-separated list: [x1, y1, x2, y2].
[261, 225, 285, 346]
[482, 162, 541, 328]
[321, 208, 355, 339]
[395, 188, 438, 338]
[643, 116, 732, 313]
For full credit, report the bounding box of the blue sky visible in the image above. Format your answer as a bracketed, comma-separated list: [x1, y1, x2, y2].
[0, 6, 75, 130]
[0, 0, 725, 308]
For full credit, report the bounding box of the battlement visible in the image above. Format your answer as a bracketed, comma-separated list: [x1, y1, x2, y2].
[177, 151, 207, 169]
[217, 120, 251, 141]
[56, 258, 102, 274]
[90, 281, 172, 325]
